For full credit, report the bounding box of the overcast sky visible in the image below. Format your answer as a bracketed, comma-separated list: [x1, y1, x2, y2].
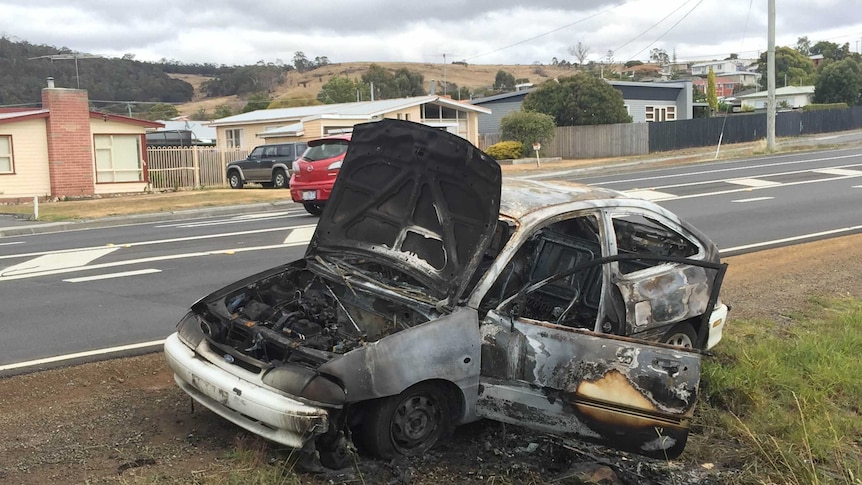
[2, 0, 861, 66]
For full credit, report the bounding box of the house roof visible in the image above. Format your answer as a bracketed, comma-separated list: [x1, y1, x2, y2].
[209, 95, 489, 127]
[737, 86, 815, 99]
[90, 112, 163, 128]
[0, 109, 50, 125]
[471, 79, 690, 106]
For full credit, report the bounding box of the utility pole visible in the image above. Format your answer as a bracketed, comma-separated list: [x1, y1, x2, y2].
[442, 53, 448, 95]
[766, 0, 776, 151]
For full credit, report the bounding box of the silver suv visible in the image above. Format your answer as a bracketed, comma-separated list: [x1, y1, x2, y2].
[227, 142, 307, 189]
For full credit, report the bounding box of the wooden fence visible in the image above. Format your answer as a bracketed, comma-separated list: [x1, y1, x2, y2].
[146, 146, 249, 190]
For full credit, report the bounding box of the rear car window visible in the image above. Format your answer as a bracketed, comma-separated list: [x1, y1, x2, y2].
[302, 140, 349, 161]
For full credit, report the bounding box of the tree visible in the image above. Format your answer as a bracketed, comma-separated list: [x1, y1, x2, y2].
[569, 42, 591, 68]
[650, 48, 670, 65]
[293, 51, 312, 72]
[624, 60, 643, 68]
[813, 58, 862, 105]
[145, 103, 179, 121]
[360, 64, 426, 100]
[494, 70, 516, 91]
[242, 92, 271, 113]
[500, 111, 556, 157]
[522, 73, 632, 126]
[214, 104, 233, 119]
[318, 76, 364, 103]
[756, 46, 816, 90]
[706, 67, 718, 111]
[795, 36, 812, 56]
[811, 41, 851, 62]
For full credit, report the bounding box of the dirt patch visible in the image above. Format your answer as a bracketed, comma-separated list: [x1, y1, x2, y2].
[2, 234, 862, 484]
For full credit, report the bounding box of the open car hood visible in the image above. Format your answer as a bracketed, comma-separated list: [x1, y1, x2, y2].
[307, 119, 502, 303]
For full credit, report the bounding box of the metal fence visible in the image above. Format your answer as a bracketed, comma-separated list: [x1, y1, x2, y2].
[146, 146, 248, 190]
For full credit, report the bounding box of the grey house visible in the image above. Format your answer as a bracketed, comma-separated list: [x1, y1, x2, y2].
[470, 80, 693, 133]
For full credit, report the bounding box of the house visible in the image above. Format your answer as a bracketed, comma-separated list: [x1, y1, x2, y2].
[692, 72, 760, 98]
[0, 85, 162, 200]
[690, 59, 757, 76]
[469, 79, 694, 133]
[207, 96, 491, 150]
[737, 86, 816, 110]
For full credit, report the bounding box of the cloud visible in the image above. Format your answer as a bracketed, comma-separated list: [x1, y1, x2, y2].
[0, 0, 860, 65]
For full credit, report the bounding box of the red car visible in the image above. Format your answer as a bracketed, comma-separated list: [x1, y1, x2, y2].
[289, 133, 351, 215]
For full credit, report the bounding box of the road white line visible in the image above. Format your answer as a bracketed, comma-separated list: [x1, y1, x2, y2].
[1, 247, 118, 277]
[0, 241, 307, 282]
[589, 153, 862, 185]
[815, 135, 839, 141]
[284, 226, 316, 244]
[0, 224, 318, 261]
[721, 224, 862, 254]
[854, 186, 862, 189]
[657, 172, 862, 202]
[731, 197, 774, 203]
[0, 241, 25, 246]
[0, 339, 166, 372]
[621, 189, 679, 201]
[63, 268, 162, 283]
[726, 178, 781, 188]
[154, 211, 305, 229]
[814, 168, 862, 176]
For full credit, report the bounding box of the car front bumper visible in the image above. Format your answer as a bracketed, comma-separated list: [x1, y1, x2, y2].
[164, 333, 329, 448]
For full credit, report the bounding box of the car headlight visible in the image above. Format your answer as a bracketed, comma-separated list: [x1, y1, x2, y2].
[176, 311, 206, 348]
[327, 160, 343, 170]
[292, 161, 300, 173]
[262, 365, 346, 405]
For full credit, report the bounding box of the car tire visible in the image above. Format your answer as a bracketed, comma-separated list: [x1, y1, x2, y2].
[228, 171, 243, 189]
[358, 383, 455, 460]
[303, 202, 324, 216]
[660, 322, 698, 348]
[273, 169, 288, 189]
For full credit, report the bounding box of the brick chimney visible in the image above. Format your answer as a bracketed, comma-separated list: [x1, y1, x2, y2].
[42, 87, 95, 196]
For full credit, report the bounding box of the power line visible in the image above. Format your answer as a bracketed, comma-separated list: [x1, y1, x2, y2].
[612, 0, 693, 55]
[462, 0, 634, 61]
[626, 0, 705, 62]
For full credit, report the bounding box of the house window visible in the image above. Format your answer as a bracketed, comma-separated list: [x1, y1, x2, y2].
[226, 129, 242, 148]
[94, 135, 143, 182]
[645, 106, 676, 122]
[404, 113, 410, 121]
[0, 135, 12, 174]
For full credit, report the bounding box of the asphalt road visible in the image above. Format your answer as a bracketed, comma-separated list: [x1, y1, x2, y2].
[1, 144, 861, 372]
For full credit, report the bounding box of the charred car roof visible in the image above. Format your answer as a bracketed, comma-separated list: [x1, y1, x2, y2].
[307, 119, 502, 302]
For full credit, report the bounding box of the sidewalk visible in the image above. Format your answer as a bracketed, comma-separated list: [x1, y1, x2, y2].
[2, 129, 860, 238]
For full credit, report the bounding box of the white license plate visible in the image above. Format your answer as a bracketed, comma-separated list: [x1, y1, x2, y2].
[301, 190, 317, 200]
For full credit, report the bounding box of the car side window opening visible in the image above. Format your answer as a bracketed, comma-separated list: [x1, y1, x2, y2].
[482, 215, 605, 329]
[249, 147, 264, 158]
[611, 213, 699, 274]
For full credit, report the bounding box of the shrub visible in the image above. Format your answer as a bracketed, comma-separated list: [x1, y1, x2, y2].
[485, 141, 523, 160]
[802, 103, 849, 111]
[500, 110, 556, 157]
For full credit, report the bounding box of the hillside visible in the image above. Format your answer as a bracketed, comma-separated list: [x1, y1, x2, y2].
[172, 61, 580, 117]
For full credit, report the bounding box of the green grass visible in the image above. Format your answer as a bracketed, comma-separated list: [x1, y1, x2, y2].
[696, 297, 862, 484]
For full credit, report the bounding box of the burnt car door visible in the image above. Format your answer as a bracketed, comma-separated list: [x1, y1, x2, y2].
[475, 212, 701, 459]
[603, 209, 718, 343]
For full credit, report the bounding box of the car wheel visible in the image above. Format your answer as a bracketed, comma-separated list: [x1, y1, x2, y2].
[273, 169, 288, 189]
[303, 202, 324, 216]
[228, 171, 243, 189]
[660, 322, 698, 348]
[359, 383, 454, 459]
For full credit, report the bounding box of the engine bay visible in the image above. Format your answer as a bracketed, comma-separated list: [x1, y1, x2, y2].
[200, 260, 437, 368]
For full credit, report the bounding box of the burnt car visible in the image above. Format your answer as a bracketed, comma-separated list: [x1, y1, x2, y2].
[164, 119, 728, 467]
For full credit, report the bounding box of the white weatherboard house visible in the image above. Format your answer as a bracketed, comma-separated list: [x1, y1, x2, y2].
[737, 86, 815, 110]
[208, 96, 490, 150]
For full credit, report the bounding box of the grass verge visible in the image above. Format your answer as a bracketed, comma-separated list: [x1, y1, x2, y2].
[694, 297, 862, 484]
[0, 188, 294, 222]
